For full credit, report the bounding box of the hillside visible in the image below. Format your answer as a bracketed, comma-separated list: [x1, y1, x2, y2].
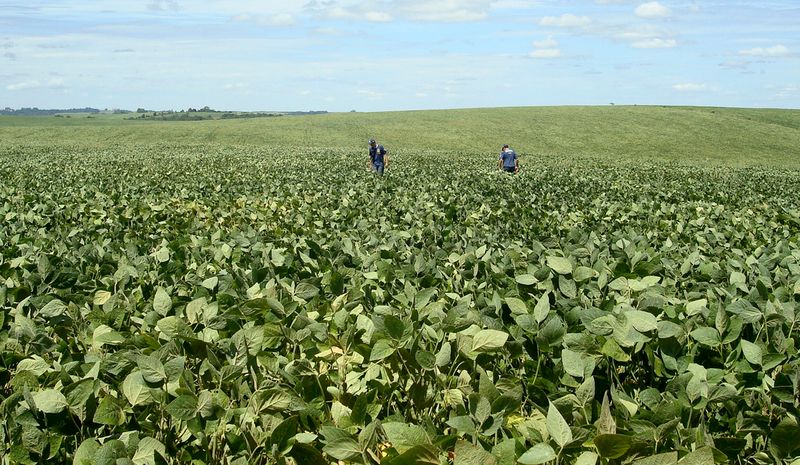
[1, 106, 799, 167]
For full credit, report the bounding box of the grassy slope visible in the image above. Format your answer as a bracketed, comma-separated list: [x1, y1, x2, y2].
[1, 105, 799, 167]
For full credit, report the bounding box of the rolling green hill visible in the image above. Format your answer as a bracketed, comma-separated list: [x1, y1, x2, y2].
[2, 105, 799, 167]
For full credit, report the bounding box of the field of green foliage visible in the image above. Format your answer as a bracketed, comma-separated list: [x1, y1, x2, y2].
[1, 107, 800, 465]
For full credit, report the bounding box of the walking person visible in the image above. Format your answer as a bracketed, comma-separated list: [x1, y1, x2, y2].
[368, 138, 388, 176]
[498, 144, 519, 174]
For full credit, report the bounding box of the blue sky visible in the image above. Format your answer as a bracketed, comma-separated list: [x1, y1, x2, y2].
[1, 1, 798, 111]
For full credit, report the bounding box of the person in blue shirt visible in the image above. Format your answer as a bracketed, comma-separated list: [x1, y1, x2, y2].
[498, 144, 519, 174]
[368, 138, 388, 175]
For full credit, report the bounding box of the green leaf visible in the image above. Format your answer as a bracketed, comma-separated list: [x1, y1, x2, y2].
[685, 299, 707, 316]
[157, 316, 193, 340]
[546, 256, 572, 275]
[323, 437, 361, 461]
[689, 327, 721, 347]
[137, 355, 166, 384]
[447, 416, 476, 435]
[547, 402, 572, 447]
[594, 434, 632, 459]
[633, 452, 678, 465]
[288, 444, 328, 465]
[677, 446, 715, 465]
[562, 348, 586, 378]
[454, 440, 497, 465]
[577, 376, 595, 407]
[385, 445, 441, 465]
[740, 340, 762, 366]
[415, 350, 436, 370]
[534, 294, 550, 323]
[383, 422, 430, 454]
[471, 329, 508, 353]
[295, 282, 320, 300]
[575, 451, 599, 465]
[94, 440, 128, 465]
[370, 339, 395, 361]
[122, 371, 152, 406]
[92, 324, 125, 350]
[166, 395, 198, 420]
[505, 297, 528, 315]
[601, 338, 630, 362]
[518, 443, 556, 465]
[31, 389, 68, 414]
[132, 437, 166, 465]
[153, 287, 172, 315]
[93, 396, 125, 426]
[515, 274, 537, 285]
[40, 298, 67, 317]
[93, 291, 112, 306]
[73, 438, 101, 465]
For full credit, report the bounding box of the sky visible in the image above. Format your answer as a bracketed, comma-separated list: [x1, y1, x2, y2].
[1, 1, 798, 112]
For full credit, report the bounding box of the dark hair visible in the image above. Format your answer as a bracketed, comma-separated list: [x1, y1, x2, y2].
[502, 144, 509, 149]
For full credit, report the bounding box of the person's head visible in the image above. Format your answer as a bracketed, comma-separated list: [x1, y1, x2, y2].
[502, 144, 509, 151]
[369, 138, 377, 147]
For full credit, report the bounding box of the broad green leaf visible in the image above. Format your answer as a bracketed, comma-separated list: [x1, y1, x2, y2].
[122, 371, 152, 406]
[505, 297, 528, 315]
[547, 402, 572, 447]
[740, 340, 762, 366]
[575, 451, 599, 465]
[31, 389, 68, 413]
[93, 291, 112, 306]
[92, 324, 125, 350]
[153, 287, 172, 315]
[633, 452, 678, 465]
[454, 440, 497, 465]
[370, 339, 395, 361]
[515, 274, 537, 285]
[382, 422, 430, 454]
[471, 329, 508, 353]
[201, 276, 218, 290]
[384, 445, 440, 465]
[518, 443, 556, 465]
[676, 446, 714, 465]
[546, 256, 572, 275]
[93, 396, 125, 425]
[166, 395, 198, 420]
[132, 437, 166, 465]
[685, 299, 707, 316]
[322, 437, 361, 461]
[594, 434, 632, 459]
[40, 298, 67, 317]
[689, 327, 720, 347]
[534, 294, 550, 323]
[415, 350, 436, 370]
[73, 438, 100, 465]
[562, 348, 586, 378]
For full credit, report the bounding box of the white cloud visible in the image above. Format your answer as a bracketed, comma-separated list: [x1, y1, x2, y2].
[775, 85, 798, 98]
[529, 35, 561, 58]
[540, 13, 591, 28]
[635, 2, 670, 19]
[528, 48, 561, 58]
[401, 0, 492, 21]
[232, 12, 296, 26]
[533, 36, 557, 48]
[673, 83, 707, 92]
[304, 0, 494, 22]
[632, 38, 676, 48]
[7, 78, 65, 91]
[739, 44, 791, 57]
[357, 89, 384, 99]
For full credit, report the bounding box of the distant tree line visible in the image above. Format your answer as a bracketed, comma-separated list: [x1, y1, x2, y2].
[1, 107, 100, 116]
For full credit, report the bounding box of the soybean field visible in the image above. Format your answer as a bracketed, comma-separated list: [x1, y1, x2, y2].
[1, 106, 800, 465]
